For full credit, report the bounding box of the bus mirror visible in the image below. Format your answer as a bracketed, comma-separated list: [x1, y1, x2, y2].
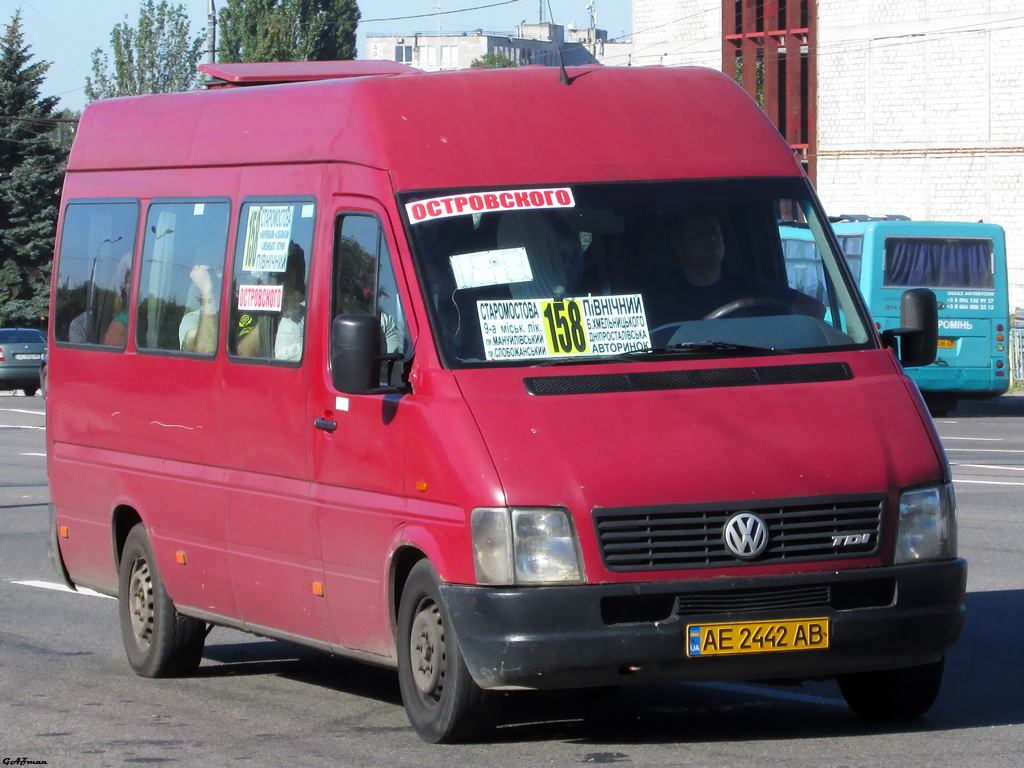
[330, 314, 404, 395]
[881, 288, 938, 368]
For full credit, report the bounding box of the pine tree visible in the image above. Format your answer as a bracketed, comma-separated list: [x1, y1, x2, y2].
[85, 0, 204, 102]
[218, 0, 360, 63]
[0, 11, 68, 328]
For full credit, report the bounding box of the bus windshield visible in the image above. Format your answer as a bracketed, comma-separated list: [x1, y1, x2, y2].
[401, 178, 872, 368]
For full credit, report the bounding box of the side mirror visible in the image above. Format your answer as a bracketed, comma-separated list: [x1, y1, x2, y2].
[330, 314, 404, 395]
[881, 288, 938, 368]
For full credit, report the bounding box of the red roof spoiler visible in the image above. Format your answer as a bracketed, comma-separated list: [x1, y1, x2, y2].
[198, 61, 420, 87]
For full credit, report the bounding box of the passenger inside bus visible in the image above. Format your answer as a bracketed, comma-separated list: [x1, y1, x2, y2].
[236, 243, 307, 361]
[179, 248, 222, 354]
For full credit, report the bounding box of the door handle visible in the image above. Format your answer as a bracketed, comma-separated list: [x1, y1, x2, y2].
[314, 417, 337, 433]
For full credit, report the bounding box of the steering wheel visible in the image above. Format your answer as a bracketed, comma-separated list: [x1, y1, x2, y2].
[704, 297, 796, 320]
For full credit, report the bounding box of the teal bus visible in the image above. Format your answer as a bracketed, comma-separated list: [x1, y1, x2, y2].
[782, 218, 1010, 415]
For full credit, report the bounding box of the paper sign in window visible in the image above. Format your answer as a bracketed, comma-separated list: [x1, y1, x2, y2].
[241, 205, 294, 273]
[238, 284, 284, 312]
[451, 248, 533, 290]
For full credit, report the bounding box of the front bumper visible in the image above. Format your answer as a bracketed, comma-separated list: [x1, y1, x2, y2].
[441, 560, 966, 690]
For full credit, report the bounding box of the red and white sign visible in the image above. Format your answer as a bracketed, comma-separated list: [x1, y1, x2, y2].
[238, 284, 284, 312]
[406, 187, 575, 224]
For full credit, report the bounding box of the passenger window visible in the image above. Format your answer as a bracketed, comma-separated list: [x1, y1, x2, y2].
[333, 214, 410, 385]
[228, 200, 316, 363]
[135, 201, 230, 355]
[53, 201, 139, 347]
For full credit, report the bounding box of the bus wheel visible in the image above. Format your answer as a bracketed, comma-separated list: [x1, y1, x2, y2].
[924, 395, 956, 418]
[118, 523, 206, 678]
[396, 560, 496, 743]
[838, 657, 944, 720]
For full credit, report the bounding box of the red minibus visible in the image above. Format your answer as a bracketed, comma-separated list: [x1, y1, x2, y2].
[47, 61, 963, 742]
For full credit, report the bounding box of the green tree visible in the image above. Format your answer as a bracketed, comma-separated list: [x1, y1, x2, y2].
[218, 0, 360, 63]
[471, 51, 518, 69]
[85, 0, 204, 102]
[0, 12, 68, 328]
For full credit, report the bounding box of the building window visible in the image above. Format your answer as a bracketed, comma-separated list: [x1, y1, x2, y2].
[396, 45, 412, 63]
[440, 45, 457, 69]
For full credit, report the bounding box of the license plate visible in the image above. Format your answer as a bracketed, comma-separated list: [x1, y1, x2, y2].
[686, 618, 829, 657]
[14, 353, 42, 360]
[937, 338, 956, 349]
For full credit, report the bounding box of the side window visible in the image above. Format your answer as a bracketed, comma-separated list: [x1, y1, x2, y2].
[135, 201, 230, 355]
[229, 200, 315, 363]
[53, 201, 139, 347]
[333, 214, 410, 384]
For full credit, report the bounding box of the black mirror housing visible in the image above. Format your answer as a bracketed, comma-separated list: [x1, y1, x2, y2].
[330, 314, 404, 395]
[881, 288, 938, 368]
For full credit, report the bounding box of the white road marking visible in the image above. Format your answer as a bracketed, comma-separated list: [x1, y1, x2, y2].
[951, 463, 1024, 472]
[20, 452, 46, 457]
[945, 448, 1024, 453]
[940, 436, 1002, 441]
[953, 478, 1024, 487]
[0, 424, 45, 430]
[9, 579, 115, 599]
[0, 408, 45, 416]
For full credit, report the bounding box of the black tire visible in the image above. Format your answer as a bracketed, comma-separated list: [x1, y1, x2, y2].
[396, 560, 497, 743]
[838, 657, 945, 720]
[118, 523, 206, 678]
[22, 386, 38, 397]
[924, 395, 956, 418]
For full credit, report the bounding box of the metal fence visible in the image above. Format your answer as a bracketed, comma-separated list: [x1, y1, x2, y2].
[1012, 328, 1024, 385]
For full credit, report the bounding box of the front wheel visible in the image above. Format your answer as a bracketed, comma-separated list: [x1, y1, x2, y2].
[396, 560, 497, 743]
[118, 523, 206, 678]
[838, 657, 945, 720]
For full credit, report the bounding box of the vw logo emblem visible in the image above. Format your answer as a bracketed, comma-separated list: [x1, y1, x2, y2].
[723, 512, 769, 559]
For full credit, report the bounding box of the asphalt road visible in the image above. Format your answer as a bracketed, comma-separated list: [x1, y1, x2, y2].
[2, 389, 1023, 767]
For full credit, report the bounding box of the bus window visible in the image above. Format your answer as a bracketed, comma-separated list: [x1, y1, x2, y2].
[883, 237, 994, 289]
[135, 201, 230, 355]
[836, 235, 863, 284]
[53, 201, 140, 347]
[333, 214, 411, 386]
[229, 200, 316, 362]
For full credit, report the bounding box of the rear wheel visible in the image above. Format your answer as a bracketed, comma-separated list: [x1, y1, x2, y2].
[396, 560, 496, 743]
[22, 386, 38, 397]
[118, 523, 206, 677]
[838, 658, 945, 720]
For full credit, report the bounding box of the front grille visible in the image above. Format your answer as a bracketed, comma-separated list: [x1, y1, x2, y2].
[675, 584, 832, 615]
[594, 495, 883, 572]
[599, 579, 896, 625]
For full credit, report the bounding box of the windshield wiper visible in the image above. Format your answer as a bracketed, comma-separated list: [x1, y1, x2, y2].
[644, 340, 788, 356]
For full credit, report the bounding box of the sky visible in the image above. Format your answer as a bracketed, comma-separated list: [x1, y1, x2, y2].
[4, 0, 634, 113]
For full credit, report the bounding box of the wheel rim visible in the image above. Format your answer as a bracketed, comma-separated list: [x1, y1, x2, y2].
[409, 599, 445, 701]
[127, 555, 155, 649]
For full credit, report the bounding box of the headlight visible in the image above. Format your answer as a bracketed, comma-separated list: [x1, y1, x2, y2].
[471, 507, 585, 585]
[894, 483, 957, 564]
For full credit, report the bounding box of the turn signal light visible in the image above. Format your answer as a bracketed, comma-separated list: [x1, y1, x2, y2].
[312, 582, 325, 597]
[58, 526, 69, 538]
[175, 551, 187, 565]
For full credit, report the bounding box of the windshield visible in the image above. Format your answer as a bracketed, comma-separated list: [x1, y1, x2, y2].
[401, 178, 872, 368]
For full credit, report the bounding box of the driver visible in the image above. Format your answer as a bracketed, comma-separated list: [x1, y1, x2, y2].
[653, 207, 800, 323]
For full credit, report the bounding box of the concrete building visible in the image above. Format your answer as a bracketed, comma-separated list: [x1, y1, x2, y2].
[632, 1, 1024, 312]
[367, 23, 603, 72]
